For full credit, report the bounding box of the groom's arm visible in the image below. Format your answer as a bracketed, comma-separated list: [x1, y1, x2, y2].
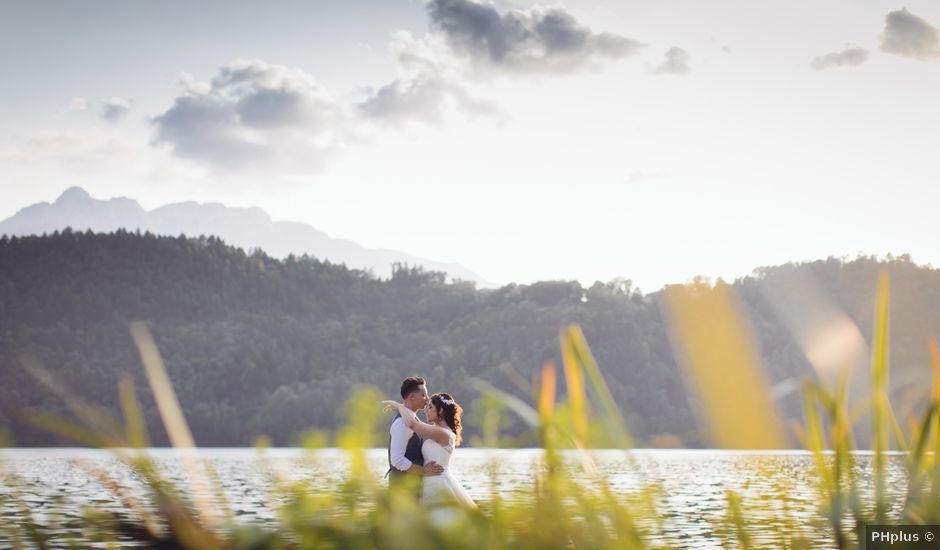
[389, 417, 413, 472]
[389, 417, 444, 476]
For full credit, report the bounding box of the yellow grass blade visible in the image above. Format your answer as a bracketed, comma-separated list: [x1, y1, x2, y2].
[130, 323, 196, 450]
[129, 321, 219, 535]
[337, 388, 383, 495]
[561, 335, 588, 445]
[800, 383, 833, 491]
[663, 280, 786, 449]
[928, 340, 940, 508]
[563, 325, 633, 448]
[930, 340, 940, 403]
[23, 410, 117, 449]
[20, 356, 125, 444]
[724, 489, 753, 550]
[539, 362, 556, 422]
[118, 376, 150, 449]
[73, 458, 161, 537]
[471, 380, 540, 428]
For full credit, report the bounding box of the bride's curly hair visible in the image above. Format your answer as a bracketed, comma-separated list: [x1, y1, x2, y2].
[430, 392, 462, 446]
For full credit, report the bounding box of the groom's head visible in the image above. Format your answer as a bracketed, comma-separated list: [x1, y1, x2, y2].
[400, 376, 429, 412]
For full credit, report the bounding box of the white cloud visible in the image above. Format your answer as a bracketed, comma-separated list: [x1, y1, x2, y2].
[358, 73, 499, 125]
[810, 47, 869, 70]
[650, 47, 691, 76]
[65, 97, 88, 112]
[1, 125, 206, 194]
[357, 31, 500, 126]
[6, 129, 133, 167]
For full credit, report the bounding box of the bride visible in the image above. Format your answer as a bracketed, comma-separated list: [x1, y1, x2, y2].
[382, 392, 477, 513]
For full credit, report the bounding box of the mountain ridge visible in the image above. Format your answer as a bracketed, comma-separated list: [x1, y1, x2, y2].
[0, 187, 494, 287]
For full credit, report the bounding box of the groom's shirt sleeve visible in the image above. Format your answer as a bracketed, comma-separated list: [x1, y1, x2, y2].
[389, 417, 413, 471]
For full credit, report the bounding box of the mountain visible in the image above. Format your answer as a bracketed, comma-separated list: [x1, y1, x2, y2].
[0, 230, 693, 446]
[0, 187, 494, 287]
[1, 230, 935, 447]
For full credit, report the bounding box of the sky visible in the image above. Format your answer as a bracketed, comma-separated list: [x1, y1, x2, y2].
[2, 0, 940, 292]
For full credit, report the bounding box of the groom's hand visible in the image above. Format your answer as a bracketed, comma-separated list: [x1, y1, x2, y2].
[421, 461, 444, 476]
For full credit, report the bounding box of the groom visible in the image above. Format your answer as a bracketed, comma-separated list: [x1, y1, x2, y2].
[387, 376, 444, 494]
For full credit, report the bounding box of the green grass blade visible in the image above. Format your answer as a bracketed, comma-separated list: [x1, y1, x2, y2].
[562, 325, 633, 448]
[871, 270, 890, 523]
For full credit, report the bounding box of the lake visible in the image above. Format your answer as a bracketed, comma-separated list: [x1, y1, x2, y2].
[0, 448, 910, 548]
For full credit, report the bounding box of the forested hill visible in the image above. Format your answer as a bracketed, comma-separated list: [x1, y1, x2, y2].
[2, 230, 937, 447]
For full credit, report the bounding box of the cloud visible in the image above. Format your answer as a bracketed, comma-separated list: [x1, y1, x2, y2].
[810, 47, 869, 70]
[152, 1, 643, 174]
[650, 47, 691, 76]
[388, 30, 461, 75]
[880, 8, 940, 60]
[65, 97, 88, 112]
[151, 55, 499, 173]
[426, 0, 643, 74]
[100, 97, 132, 122]
[151, 59, 345, 171]
[358, 73, 498, 125]
[709, 36, 730, 54]
[357, 31, 500, 125]
[2, 125, 208, 197]
[4, 128, 142, 173]
[626, 171, 649, 185]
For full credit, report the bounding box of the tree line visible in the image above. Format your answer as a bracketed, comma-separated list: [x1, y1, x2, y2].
[2, 229, 935, 447]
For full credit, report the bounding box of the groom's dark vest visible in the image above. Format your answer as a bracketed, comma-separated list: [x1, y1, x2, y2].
[387, 413, 424, 483]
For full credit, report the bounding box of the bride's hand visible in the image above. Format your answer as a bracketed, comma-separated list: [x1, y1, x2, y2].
[381, 400, 402, 413]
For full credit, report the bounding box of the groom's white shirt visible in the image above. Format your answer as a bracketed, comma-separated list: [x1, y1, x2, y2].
[389, 416, 414, 471]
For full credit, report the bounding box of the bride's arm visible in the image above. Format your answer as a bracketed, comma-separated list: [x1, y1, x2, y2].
[382, 400, 452, 446]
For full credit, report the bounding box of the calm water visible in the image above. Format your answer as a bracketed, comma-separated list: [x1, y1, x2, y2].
[0, 448, 910, 548]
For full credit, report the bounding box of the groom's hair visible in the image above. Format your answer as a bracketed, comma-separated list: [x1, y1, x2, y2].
[400, 376, 426, 399]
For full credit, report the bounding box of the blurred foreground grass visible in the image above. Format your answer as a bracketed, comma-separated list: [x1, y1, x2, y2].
[2, 271, 940, 549]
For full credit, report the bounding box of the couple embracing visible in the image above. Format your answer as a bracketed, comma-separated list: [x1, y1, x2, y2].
[383, 376, 476, 516]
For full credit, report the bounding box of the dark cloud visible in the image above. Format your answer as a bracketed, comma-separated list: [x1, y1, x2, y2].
[148, 4, 646, 172]
[810, 47, 869, 70]
[358, 73, 498, 125]
[152, 93, 270, 165]
[100, 97, 131, 122]
[151, 57, 501, 172]
[880, 8, 940, 60]
[234, 87, 332, 129]
[650, 47, 691, 76]
[151, 60, 342, 170]
[426, 0, 642, 73]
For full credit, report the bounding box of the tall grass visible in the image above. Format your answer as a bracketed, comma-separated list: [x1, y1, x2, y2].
[1, 271, 939, 548]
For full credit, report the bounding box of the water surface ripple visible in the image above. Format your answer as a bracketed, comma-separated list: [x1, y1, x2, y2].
[0, 448, 909, 548]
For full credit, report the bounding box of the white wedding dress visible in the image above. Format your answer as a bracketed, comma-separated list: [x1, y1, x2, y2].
[421, 433, 476, 521]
